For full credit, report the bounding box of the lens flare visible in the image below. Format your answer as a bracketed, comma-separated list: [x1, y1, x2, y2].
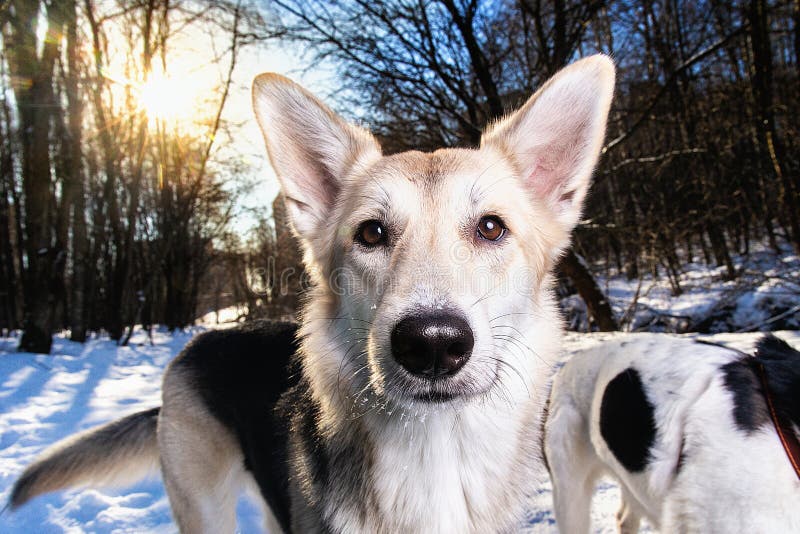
[138, 71, 196, 123]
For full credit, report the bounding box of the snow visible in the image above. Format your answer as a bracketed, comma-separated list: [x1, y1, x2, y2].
[1, 327, 798, 533]
[0, 329, 268, 534]
[198, 306, 249, 328]
[562, 241, 800, 333]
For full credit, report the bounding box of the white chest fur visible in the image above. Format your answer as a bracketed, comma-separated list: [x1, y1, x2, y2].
[361, 402, 542, 533]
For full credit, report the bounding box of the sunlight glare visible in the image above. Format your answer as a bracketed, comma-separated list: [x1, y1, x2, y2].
[138, 71, 197, 123]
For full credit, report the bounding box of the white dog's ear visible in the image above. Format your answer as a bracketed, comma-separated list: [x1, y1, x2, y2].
[481, 55, 615, 230]
[252, 74, 381, 241]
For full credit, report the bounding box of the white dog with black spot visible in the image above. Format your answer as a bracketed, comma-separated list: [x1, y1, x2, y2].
[545, 333, 800, 533]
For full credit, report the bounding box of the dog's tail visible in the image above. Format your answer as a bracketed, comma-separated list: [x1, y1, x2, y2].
[9, 407, 161, 509]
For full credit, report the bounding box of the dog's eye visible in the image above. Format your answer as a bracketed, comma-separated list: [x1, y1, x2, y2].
[356, 220, 387, 247]
[476, 216, 506, 241]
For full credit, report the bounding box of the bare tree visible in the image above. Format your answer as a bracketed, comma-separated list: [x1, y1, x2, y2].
[0, 0, 273, 349]
[3, 0, 66, 352]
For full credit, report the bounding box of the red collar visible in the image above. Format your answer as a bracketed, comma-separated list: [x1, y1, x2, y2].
[755, 361, 800, 481]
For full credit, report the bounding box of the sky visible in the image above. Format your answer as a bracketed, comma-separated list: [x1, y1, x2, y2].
[221, 41, 335, 233]
[60, 2, 336, 236]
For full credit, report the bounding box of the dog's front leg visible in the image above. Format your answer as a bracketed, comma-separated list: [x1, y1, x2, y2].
[545, 400, 601, 534]
[159, 372, 244, 533]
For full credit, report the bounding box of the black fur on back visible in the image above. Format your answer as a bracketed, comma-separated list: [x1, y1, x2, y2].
[721, 335, 800, 434]
[599, 368, 657, 473]
[755, 335, 800, 431]
[721, 357, 769, 433]
[170, 321, 300, 533]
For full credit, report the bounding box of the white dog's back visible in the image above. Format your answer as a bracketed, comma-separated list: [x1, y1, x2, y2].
[545, 334, 800, 533]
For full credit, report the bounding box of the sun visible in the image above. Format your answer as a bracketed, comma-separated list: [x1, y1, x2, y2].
[138, 71, 196, 123]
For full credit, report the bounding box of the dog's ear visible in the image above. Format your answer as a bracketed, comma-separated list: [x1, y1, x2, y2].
[481, 55, 615, 231]
[252, 74, 381, 241]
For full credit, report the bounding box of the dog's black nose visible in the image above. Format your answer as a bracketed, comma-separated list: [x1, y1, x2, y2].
[391, 314, 474, 378]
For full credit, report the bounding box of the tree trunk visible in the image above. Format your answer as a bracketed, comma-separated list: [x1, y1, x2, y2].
[557, 249, 619, 331]
[748, 0, 800, 251]
[0, 61, 22, 330]
[6, 0, 64, 353]
[0, 135, 19, 330]
[66, 0, 88, 342]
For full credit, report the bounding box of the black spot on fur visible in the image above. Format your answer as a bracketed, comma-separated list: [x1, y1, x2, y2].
[600, 368, 656, 473]
[172, 321, 300, 533]
[755, 335, 800, 430]
[721, 357, 769, 433]
[720, 335, 800, 435]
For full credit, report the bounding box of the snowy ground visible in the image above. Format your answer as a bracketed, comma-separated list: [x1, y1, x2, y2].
[562, 241, 800, 333]
[2, 326, 797, 533]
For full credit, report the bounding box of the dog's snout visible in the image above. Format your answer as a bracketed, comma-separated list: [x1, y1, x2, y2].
[391, 314, 474, 378]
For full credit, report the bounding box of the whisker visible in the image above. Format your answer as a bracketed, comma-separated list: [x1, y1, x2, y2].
[489, 311, 539, 323]
[492, 329, 554, 367]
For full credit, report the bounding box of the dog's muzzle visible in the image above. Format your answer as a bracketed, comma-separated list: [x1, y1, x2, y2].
[390, 314, 474, 378]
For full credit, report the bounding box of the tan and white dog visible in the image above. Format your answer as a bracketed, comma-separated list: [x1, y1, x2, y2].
[10, 55, 615, 533]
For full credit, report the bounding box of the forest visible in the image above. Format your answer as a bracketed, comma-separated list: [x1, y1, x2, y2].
[1, 0, 798, 353]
